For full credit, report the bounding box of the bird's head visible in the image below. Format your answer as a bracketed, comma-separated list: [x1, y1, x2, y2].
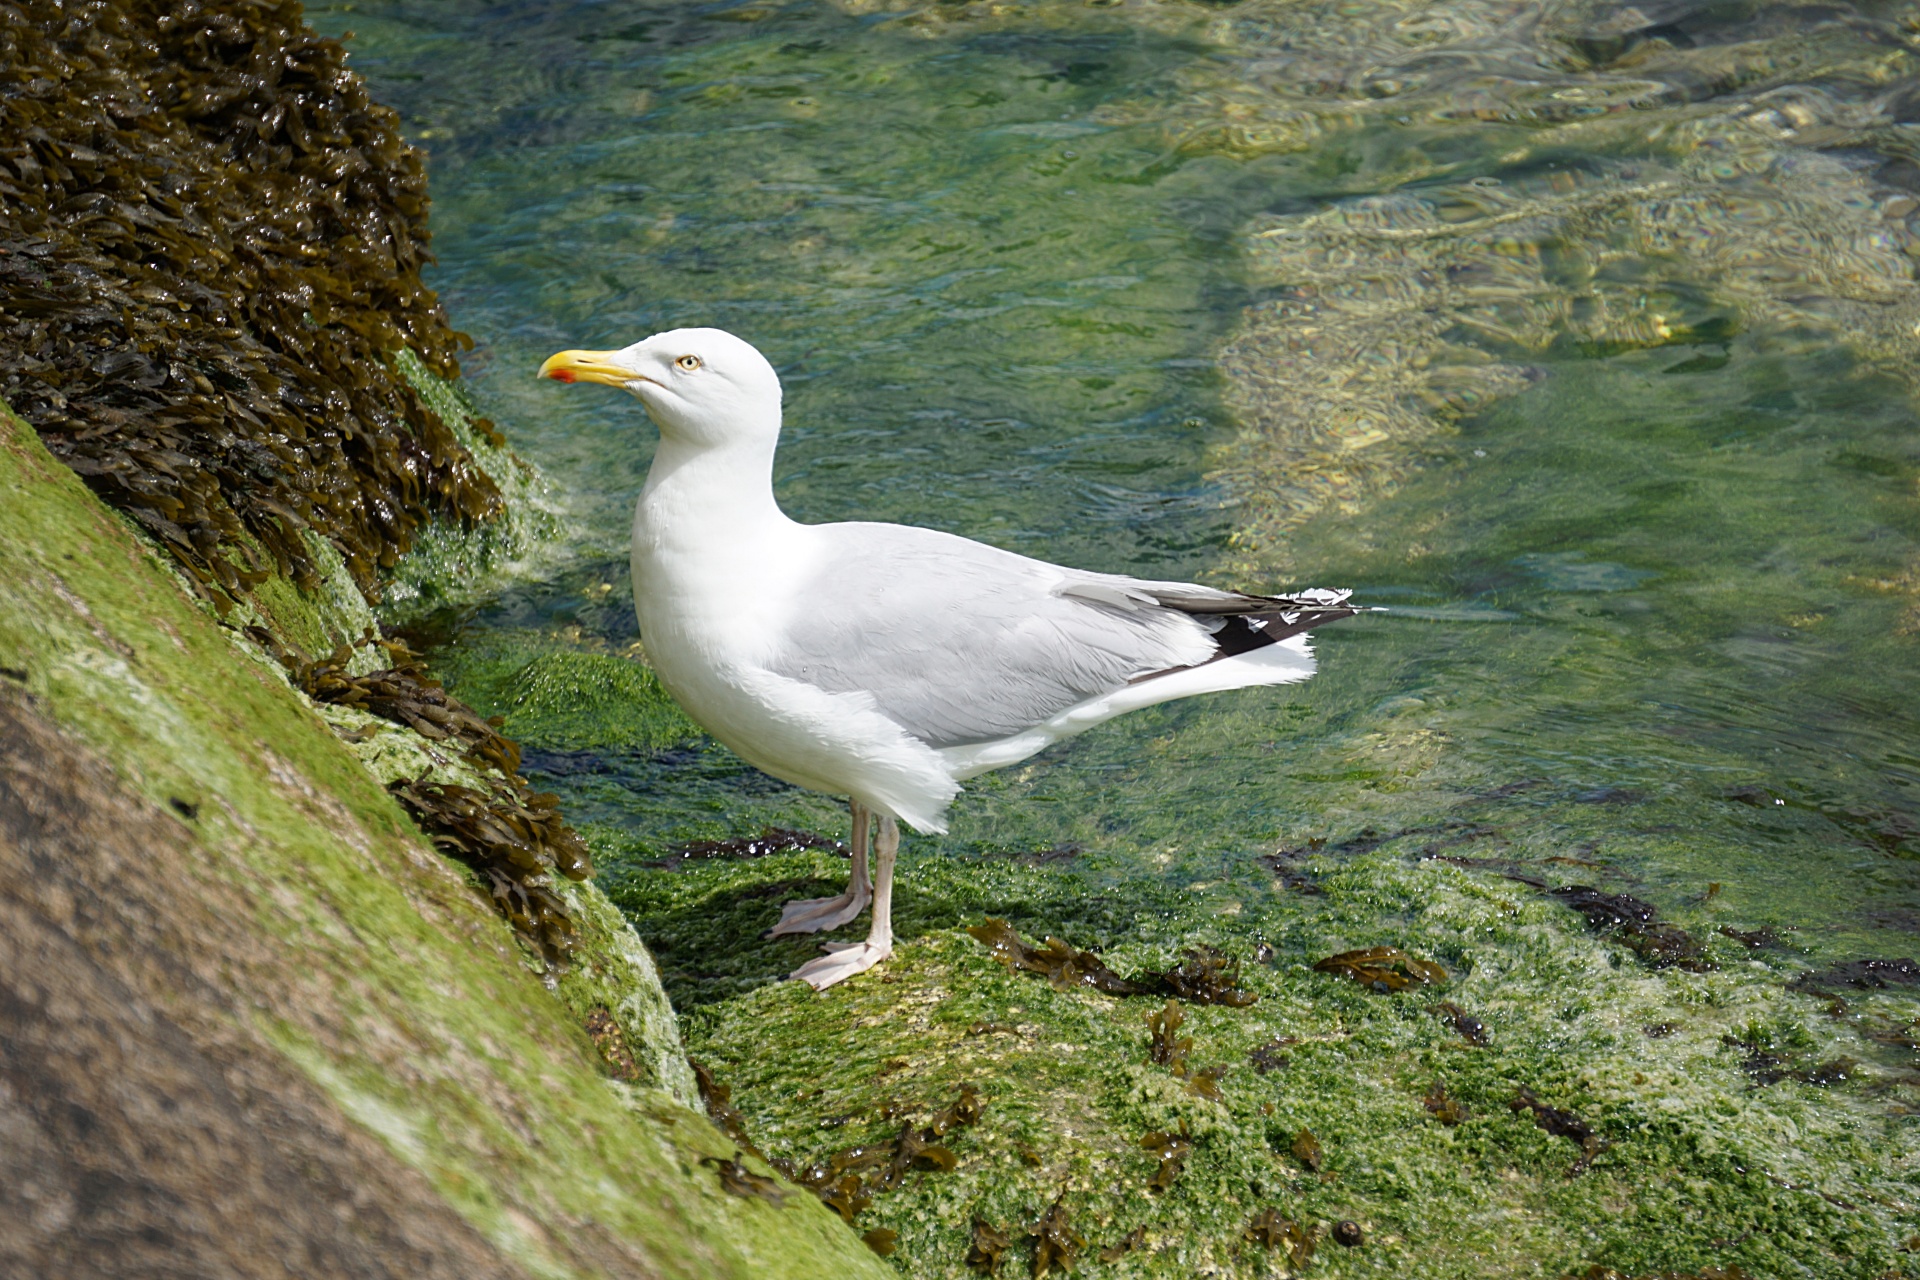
[540, 327, 782, 447]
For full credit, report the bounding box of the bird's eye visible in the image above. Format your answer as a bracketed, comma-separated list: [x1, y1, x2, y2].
[675, 354, 702, 371]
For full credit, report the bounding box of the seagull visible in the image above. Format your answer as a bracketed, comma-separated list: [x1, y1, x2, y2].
[542, 329, 1364, 989]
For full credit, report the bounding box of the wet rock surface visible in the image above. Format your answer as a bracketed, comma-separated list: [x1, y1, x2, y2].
[0, 385, 889, 1276]
[0, 691, 524, 1280]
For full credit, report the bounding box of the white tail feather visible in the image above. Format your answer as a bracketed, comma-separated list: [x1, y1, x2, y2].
[937, 635, 1316, 781]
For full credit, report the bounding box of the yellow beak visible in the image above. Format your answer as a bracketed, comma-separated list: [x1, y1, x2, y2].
[540, 349, 642, 387]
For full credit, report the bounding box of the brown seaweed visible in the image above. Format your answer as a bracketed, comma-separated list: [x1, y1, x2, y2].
[1248, 1037, 1295, 1074]
[1097, 1227, 1144, 1263]
[967, 918, 1141, 995]
[1146, 1000, 1191, 1069]
[1140, 1125, 1192, 1192]
[690, 1059, 764, 1159]
[966, 919, 1262, 1006]
[388, 777, 590, 965]
[702, 1152, 785, 1205]
[1432, 1000, 1489, 1045]
[1290, 1127, 1324, 1172]
[967, 1216, 1012, 1274]
[290, 635, 523, 776]
[1548, 886, 1712, 971]
[1155, 944, 1259, 1007]
[1788, 957, 1920, 994]
[820, 1175, 870, 1225]
[1313, 946, 1447, 991]
[1424, 1081, 1469, 1125]
[1030, 1195, 1082, 1278]
[861, 1228, 898, 1256]
[1509, 1087, 1606, 1176]
[0, 0, 502, 608]
[672, 827, 842, 863]
[276, 630, 594, 960]
[1257, 843, 1324, 894]
[928, 1083, 985, 1135]
[583, 1005, 640, 1083]
[1245, 1208, 1314, 1268]
[1566, 1268, 1752, 1280]
[1142, 1000, 1226, 1100]
[1723, 1030, 1861, 1089]
[770, 1083, 983, 1228]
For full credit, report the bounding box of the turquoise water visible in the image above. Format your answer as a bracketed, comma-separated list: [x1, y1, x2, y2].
[308, 2, 1920, 1270]
[313, 0, 1920, 951]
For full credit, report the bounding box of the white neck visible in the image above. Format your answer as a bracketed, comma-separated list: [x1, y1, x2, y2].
[639, 432, 787, 537]
[630, 428, 802, 648]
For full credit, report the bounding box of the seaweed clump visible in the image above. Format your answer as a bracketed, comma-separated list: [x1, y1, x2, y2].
[1510, 1086, 1607, 1177]
[1424, 1081, 1469, 1125]
[765, 1083, 986, 1231]
[1248, 1036, 1294, 1074]
[388, 775, 589, 964]
[292, 637, 521, 774]
[1097, 1227, 1145, 1263]
[1548, 886, 1712, 972]
[967, 1216, 1012, 1275]
[691, 1059, 764, 1158]
[1788, 957, 1920, 994]
[1030, 1196, 1083, 1279]
[701, 1152, 785, 1205]
[1313, 946, 1447, 991]
[282, 634, 594, 965]
[1245, 1208, 1314, 1268]
[670, 826, 842, 864]
[1432, 1000, 1489, 1045]
[968, 918, 1141, 995]
[1146, 1000, 1225, 1101]
[1140, 1125, 1192, 1192]
[1157, 944, 1259, 1006]
[0, 0, 502, 606]
[1289, 1127, 1324, 1172]
[967, 919, 1259, 1004]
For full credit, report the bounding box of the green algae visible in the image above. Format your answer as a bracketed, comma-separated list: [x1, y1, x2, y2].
[498, 650, 701, 755]
[0, 398, 887, 1277]
[421, 630, 701, 754]
[617, 840, 1916, 1278]
[382, 349, 570, 623]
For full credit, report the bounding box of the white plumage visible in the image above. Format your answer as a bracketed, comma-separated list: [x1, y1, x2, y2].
[543, 328, 1359, 988]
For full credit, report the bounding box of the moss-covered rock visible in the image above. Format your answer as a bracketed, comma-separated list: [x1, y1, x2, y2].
[614, 820, 1919, 1278]
[0, 399, 889, 1278]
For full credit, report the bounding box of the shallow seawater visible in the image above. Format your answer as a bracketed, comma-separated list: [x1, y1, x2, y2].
[313, 0, 1920, 1273]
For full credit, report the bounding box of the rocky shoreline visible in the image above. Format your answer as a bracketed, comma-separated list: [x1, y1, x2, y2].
[0, 4, 885, 1275]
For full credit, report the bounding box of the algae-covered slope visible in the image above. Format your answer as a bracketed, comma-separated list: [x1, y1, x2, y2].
[0, 400, 891, 1279]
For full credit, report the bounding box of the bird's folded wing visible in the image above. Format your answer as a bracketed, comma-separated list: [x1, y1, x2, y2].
[766, 523, 1219, 749]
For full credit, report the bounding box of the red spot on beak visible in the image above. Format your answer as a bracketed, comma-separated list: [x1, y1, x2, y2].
[550, 368, 576, 383]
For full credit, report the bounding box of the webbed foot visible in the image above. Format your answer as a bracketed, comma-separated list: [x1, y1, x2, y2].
[764, 883, 873, 938]
[791, 940, 892, 990]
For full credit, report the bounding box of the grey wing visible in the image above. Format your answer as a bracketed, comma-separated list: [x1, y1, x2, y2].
[768, 524, 1209, 748]
[768, 523, 1360, 749]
